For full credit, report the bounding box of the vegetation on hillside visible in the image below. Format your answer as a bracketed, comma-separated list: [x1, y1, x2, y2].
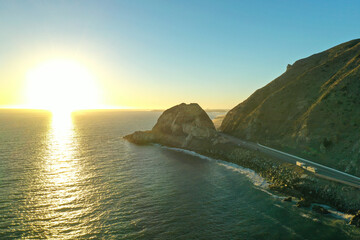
[221, 39, 360, 176]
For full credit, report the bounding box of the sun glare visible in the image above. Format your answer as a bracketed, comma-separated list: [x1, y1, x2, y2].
[26, 59, 100, 115]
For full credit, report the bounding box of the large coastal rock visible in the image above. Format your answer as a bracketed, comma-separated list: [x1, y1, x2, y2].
[152, 103, 215, 138]
[124, 103, 216, 146]
[220, 39, 360, 176]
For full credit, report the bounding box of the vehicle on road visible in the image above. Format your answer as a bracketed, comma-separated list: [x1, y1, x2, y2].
[296, 161, 317, 173]
[296, 161, 305, 167]
[306, 166, 317, 173]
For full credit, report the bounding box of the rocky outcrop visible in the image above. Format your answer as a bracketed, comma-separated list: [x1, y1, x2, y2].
[124, 131, 155, 145]
[312, 205, 330, 214]
[220, 39, 360, 176]
[296, 198, 311, 208]
[350, 211, 360, 227]
[282, 196, 292, 202]
[124, 103, 217, 147]
[152, 103, 215, 138]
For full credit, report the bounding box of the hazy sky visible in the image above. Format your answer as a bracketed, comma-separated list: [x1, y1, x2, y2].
[0, 0, 359, 109]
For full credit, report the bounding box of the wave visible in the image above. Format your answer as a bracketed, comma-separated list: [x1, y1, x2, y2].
[216, 162, 270, 188]
[158, 145, 270, 189]
[300, 212, 320, 222]
[311, 204, 354, 221]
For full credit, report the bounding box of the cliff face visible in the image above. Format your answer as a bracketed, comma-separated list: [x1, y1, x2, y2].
[220, 39, 360, 176]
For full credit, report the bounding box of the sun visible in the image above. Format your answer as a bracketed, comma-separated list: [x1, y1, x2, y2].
[25, 59, 100, 115]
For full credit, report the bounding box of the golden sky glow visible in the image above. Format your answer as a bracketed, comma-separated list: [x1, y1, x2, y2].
[25, 59, 101, 114]
[1, 2, 358, 110]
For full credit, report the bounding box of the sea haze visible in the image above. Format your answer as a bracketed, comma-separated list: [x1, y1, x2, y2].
[0, 110, 358, 239]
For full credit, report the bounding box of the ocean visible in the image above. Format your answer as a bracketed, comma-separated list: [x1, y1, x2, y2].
[0, 109, 359, 239]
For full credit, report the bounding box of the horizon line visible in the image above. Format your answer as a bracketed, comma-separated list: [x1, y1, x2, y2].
[0, 106, 230, 112]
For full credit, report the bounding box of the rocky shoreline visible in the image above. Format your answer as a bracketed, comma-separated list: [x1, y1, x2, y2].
[124, 103, 360, 227]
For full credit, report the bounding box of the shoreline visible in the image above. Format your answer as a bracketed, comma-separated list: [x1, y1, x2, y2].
[124, 102, 360, 227]
[157, 143, 355, 223]
[124, 131, 360, 213]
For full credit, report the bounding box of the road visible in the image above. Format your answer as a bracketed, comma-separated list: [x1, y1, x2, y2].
[220, 133, 360, 189]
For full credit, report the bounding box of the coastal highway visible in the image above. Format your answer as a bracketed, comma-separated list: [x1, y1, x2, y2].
[220, 133, 360, 189]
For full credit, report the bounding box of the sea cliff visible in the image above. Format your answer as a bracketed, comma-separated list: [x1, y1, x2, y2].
[124, 103, 360, 226]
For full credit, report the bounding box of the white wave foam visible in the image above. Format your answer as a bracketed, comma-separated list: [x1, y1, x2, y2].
[329, 211, 353, 221]
[312, 204, 354, 221]
[216, 162, 270, 188]
[258, 187, 285, 199]
[300, 212, 320, 222]
[274, 203, 284, 209]
[159, 145, 270, 189]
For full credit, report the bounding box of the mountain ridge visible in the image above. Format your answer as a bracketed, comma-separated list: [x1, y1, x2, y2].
[220, 39, 360, 176]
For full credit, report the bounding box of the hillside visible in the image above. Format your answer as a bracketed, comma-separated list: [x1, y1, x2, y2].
[220, 39, 360, 176]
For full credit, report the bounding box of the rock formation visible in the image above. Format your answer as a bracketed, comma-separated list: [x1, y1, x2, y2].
[350, 210, 360, 227]
[152, 103, 215, 138]
[312, 205, 330, 214]
[124, 103, 216, 147]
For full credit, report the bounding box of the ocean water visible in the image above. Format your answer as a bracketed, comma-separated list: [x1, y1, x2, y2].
[0, 109, 359, 240]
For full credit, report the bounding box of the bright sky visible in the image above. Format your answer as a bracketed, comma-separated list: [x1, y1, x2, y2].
[0, 0, 359, 110]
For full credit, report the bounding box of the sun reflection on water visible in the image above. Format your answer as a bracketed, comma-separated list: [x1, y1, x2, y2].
[25, 112, 94, 239]
[45, 112, 78, 184]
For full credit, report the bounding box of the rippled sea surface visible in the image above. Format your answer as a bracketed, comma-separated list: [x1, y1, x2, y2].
[0, 110, 359, 239]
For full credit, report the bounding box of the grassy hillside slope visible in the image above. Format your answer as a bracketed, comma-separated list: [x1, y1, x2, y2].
[221, 39, 360, 176]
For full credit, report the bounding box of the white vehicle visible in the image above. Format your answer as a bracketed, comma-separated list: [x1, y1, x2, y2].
[296, 161, 317, 173]
[296, 161, 305, 167]
[306, 166, 317, 173]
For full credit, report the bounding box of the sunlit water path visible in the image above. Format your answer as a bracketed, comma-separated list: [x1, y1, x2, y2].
[0, 110, 359, 239]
